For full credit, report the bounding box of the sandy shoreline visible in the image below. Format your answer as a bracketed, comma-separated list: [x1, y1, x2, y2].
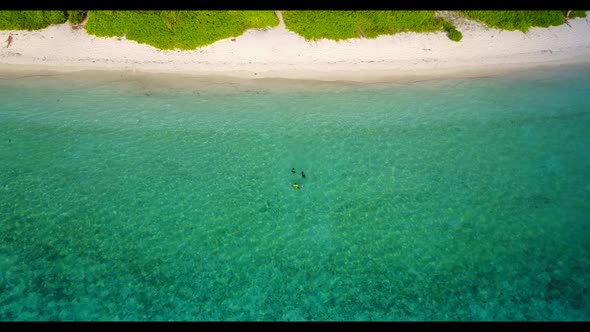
[0, 11, 590, 83]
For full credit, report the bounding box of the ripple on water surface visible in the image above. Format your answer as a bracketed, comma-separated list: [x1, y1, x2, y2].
[0, 66, 589, 320]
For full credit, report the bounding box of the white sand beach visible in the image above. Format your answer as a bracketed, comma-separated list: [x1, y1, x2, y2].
[0, 11, 590, 82]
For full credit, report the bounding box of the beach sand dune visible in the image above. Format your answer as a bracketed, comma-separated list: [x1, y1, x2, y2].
[0, 11, 589, 82]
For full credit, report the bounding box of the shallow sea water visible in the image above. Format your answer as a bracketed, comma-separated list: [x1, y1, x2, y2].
[0, 66, 589, 321]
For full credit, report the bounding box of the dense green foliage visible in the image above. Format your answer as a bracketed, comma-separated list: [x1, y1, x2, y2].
[0, 11, 67, 30]
[67, 11, 87, 25]
[568, 10, 588, 19]
[1, 10, 585, 48]
[84, 11, 279, 50]
[442, 21, 463, 42]
[282, 11, 454, 41]
[461, 10, 575, 32]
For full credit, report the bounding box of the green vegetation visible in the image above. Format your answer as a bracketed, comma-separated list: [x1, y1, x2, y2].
[0, 11, 67, 30]
[282, 11, 457, 41]
[67, 11, 87, 25]
[84, 11, 279, 50]
[1, 10, 586, 48]
[568, 10, 588, 19]
[460, 10, 583, 32]
[441, 20, 462, 42]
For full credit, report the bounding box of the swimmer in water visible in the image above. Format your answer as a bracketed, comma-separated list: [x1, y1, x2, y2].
[291, 167, 296, 174]
[301, 171, 306, 178]
[293, 183, 300, 189]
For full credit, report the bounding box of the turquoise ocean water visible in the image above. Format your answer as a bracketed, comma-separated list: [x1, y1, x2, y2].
[0, 66, 589, 321]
